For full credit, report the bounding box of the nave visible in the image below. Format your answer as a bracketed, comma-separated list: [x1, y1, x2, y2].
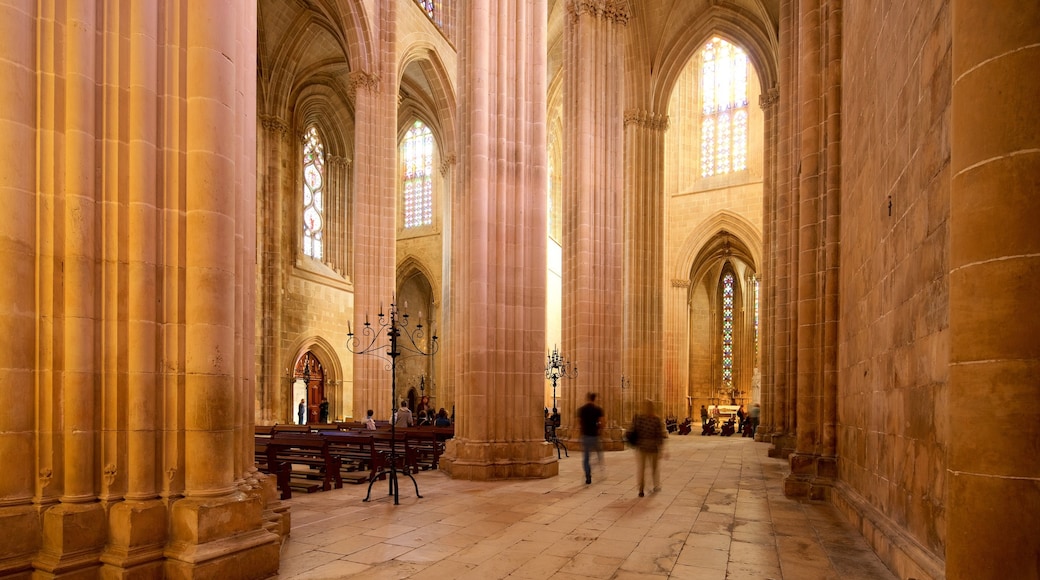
[276, 436, 894, 579]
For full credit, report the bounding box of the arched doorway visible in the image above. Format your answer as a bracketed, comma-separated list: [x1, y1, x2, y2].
[291, 352, 326, 424]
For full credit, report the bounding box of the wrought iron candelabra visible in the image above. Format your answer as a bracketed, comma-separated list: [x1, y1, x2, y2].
[544, 345, 576, 459]
[545, 345, 577, 412]
[347, 299, 438, 505]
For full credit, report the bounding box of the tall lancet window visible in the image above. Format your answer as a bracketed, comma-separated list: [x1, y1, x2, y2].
[754, 277, 760, 361]
[402, 120, 434, 228]
[302, 126, 325, 259]
[700, 37, 749, 177]
[721, 272, 735, 388]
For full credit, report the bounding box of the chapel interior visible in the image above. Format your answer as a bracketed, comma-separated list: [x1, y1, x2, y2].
[1, 0, 1038, 579]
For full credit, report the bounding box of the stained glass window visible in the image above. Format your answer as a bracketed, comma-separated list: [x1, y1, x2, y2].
[754, 277, 759, 361]
[416, 0, 443, 28]
[701, 37, 749, 177]
[302, 126, 325, 260]
[722, 272, 735, 386]
[402, 120, 434, 228]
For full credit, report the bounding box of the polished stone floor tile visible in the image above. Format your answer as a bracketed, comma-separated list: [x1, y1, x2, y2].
[275, 435, 896, 579]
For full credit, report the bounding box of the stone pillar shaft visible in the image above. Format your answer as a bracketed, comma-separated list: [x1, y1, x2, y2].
[125, 0, 160, 502]
[768, 0, 798, 454]
[561, 0, 626, 438]
[257, 116, 288, 425]
[623, 112, 667, 411]
[351, 2, 397, 421]
[183, 0, 240, 497]
[948, 1, 1040, 576]
[442, 0, 556, 480]
[0, 0, 42, 575]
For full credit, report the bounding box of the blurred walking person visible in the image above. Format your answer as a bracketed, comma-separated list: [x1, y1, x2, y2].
[631, 399, 666, 497]
[578, 392, 604, 484]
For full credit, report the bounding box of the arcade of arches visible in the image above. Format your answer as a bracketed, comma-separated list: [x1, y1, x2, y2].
[1, 1, 1037, 579]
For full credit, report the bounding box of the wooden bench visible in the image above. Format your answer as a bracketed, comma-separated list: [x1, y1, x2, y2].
[319, 431, 384, 484]
[265, 433, 342, 494]
[398, 429, 441, 471]
[254, 438, 292, 500]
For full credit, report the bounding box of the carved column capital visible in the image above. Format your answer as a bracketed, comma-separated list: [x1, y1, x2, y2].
[759, 86, 780, 109]
[568, 0, 630, 25]
[348, 70, 380, 99]
[439, 154, 457, 176]
[260, 115, 289, 137]
[623, 109, 669, 132]
[327, 155, 352, 171]
[671, 278, 691, 288]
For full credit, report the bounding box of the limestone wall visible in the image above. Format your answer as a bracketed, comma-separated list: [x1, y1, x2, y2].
[837, 1, 950, 576]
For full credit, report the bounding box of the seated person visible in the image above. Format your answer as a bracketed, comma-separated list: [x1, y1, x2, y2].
[434, 408, 451, 427]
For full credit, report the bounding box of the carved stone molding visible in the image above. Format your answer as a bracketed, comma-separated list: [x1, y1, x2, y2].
[624, 109, 669, 132]
[671, 278, 691, 288]
[759, 86, 780, 109]
[260, 115, 289, 137]
[327, 155, 352, 171]
[39, 467, 53, 489]
[568, 0, 630, 25]
[104, 463, 118, 486]
[348, 70, 379, 99]
[439, 154, 457, 176]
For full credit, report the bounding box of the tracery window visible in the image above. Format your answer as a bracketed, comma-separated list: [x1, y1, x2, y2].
[401, 120, 434, 228]
[700, 37, 749, 177]
[416, 0, 442, 28]
[302, 126, 325, 259]
[721, 272, 735, 388]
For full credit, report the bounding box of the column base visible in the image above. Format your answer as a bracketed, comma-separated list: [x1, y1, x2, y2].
[98, 499, 167, 580]
[0, 504, 40, 578]
[768, 433, 796, 459]
[162, 492, 280, 580]
[784, 453, 836, 500]
[32, 502, 107, 579]
[440, 439, 559, 480]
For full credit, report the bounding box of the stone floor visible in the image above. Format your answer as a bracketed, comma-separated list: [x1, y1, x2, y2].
[274, 434, 896, 579]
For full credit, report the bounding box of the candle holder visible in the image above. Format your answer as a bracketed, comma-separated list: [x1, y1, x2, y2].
[347, 298, 438, 505]
[544, 345, 576, 459]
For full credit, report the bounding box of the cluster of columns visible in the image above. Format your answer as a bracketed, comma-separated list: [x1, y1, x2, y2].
[761, 0, 842, 499]
[438, 0, 557, 479]
[557, 0, 628, 446]
[350, 2, 402, 422]
[0, 2, 282, 578]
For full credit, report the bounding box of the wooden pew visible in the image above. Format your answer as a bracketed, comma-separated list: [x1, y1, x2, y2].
[254, 437, 292, 500]
[265, 433, 342, 494]
[318, 431, 382, 484]
[398, 428, 441, 471]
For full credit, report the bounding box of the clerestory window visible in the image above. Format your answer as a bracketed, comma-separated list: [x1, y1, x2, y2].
[700, 37, 749, 177]
[302, 126, 325, 259]
[401, 120, 434, 229]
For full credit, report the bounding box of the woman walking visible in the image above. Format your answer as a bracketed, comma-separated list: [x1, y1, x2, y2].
[631, 399, 667, 497]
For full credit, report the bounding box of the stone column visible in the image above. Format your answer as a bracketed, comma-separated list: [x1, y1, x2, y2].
[32, 2, 109, 576]
[350, 2, 398, 420]
[164, 1, 278, 577]
[257, 115, 289, 425]
[947, 2, 1040, 576]
[784, 0, 843, 500]
[0, 0, 42, 576]
[441, 0, 557, 480]
[757, 89, 778, 441]
[768, 0, 798, 458]
[558, 0, 627, 447]
[623, 109, 668, 412]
